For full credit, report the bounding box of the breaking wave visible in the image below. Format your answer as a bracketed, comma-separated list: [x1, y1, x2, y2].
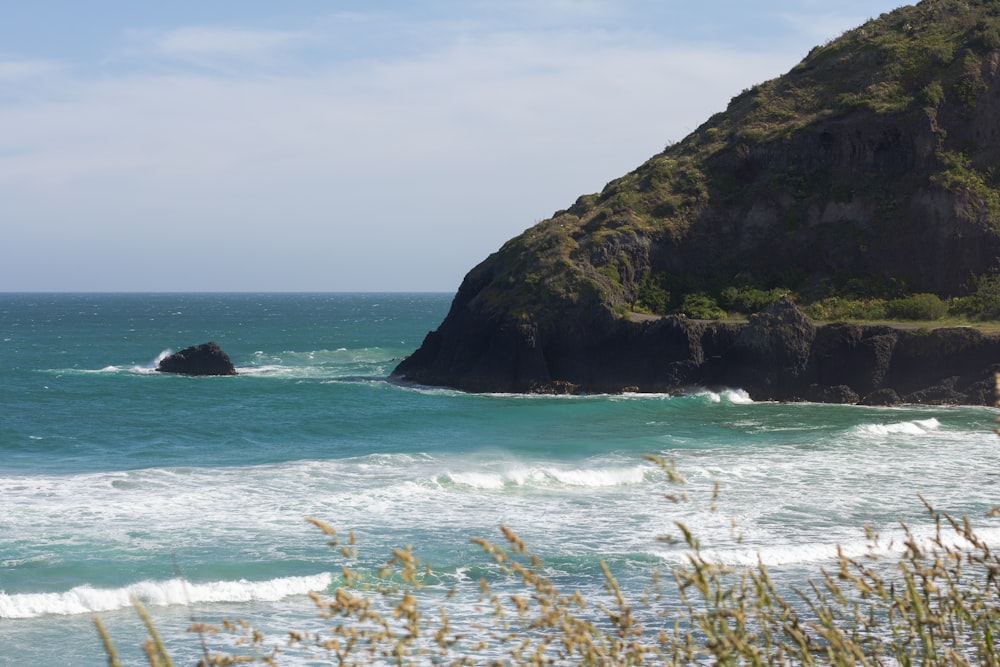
[0, 572, 332, 619]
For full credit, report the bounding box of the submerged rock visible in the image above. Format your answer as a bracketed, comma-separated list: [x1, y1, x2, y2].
[156, 342, 237, 376]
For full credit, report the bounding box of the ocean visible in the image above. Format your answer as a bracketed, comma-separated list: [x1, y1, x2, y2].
[1, 292, 998, 665]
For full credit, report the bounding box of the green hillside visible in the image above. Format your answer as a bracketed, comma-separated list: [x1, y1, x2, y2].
[467, 0, 1000, 325]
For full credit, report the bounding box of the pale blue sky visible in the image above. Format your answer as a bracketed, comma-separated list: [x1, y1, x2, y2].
[2, 1, 905, 292]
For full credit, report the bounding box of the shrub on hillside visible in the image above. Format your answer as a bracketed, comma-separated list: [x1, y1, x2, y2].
[803, 296, 888, 321]
[680, 293, 726, 320]
[885, 293, 949, 320]
[953, 273, 1000, 320]
[719, 286, 789, 315]
[634, 275, 671, 314]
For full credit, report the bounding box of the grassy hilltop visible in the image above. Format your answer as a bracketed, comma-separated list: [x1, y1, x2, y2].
[462, 0, 1000, 325]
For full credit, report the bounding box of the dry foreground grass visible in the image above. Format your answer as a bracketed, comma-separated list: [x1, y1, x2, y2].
[95, 381, 1000, 666]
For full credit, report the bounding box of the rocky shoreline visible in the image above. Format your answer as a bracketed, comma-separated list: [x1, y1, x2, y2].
[392, 298, 1000, 406]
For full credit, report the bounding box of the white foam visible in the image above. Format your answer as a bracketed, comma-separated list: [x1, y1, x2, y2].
[653, 542, 844, 567]
[444, 464, 649, 490]
[473, 391, 677, 401]
[544, 466, 647, 487]
[724, 389, 754, 404]
[242, 348, 398, 378]
[693, 389, 753, 404]
[447, 471, 509, 490]
[0, 572, 332, 619]
[66, 350, 170, 375]
[853, 417, 941, 437]
[652, 518, 1000, 569]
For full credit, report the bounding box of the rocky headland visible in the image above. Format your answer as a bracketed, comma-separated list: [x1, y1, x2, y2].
[393, 297, 999, 404]
[392, 0, 1000, 404]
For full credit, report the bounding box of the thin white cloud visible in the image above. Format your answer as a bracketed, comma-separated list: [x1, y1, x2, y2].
[119, 26, 312, 71]
[0, 58, 62, 82]
[157, 26, 306, 57]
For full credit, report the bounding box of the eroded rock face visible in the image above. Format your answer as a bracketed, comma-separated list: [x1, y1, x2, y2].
[726, 296, 816, 397]
[156, 342, 237, 376]
[392, 299, 1000, 405]
[812, 324, 898, 396]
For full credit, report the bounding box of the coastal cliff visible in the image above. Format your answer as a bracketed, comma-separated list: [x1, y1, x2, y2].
[393, 297, 1000, 404]
[393, 0, 1000, 404]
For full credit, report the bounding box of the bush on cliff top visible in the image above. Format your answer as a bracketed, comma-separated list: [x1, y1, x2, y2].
[954, 274, 1000, 320]
[680, 292, 727, 320]
[886, 293, 950, 320]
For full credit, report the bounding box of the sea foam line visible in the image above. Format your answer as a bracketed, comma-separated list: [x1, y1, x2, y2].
[651, 522, 1000, 568]
[852, 418, 941, 437]
[0, 572, 332, 619]
[443, 464, 652, 490]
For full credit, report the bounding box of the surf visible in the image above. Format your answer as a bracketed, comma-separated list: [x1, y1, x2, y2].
[0, 573, 333, 620]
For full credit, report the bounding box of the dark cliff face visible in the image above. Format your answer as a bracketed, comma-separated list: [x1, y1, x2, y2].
[393, 0, 1000, 403]
[393, 298, 1000, 404]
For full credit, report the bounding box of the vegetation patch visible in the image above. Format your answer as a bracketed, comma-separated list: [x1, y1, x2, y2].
[886, 293, 950, 320]
[953, 273, 1000, 320]
[931, 151, 1000, 225]
[680, 293, 726, 320]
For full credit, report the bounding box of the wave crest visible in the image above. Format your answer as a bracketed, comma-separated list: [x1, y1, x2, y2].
[441, 464, 650, 490]
[0, 572, 332, 619]
[852, 418, 941, 437]
[695, 389, 754, 404]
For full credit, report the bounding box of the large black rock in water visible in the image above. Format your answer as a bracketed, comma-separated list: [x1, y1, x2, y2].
[156, 342, 237, 376]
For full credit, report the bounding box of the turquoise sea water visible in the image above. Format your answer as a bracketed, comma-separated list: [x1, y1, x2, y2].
[1, 293, 999, 665]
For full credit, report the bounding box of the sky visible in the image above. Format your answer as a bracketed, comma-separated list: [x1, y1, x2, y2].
[1, 1, 907, 292]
